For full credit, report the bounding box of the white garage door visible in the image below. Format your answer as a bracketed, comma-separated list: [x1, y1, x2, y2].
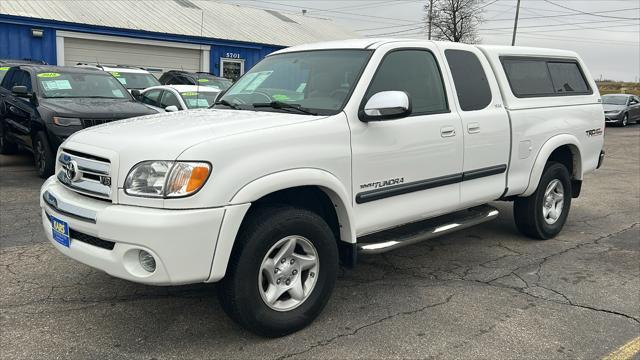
[63, 37, 203, 75]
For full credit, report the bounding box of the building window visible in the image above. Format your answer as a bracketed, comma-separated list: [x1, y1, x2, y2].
[221, 59, 244, 82]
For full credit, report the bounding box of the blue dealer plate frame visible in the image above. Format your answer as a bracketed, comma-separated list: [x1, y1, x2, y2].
[50, 215, 70, 247]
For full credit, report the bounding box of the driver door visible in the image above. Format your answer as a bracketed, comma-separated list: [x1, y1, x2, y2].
[349, 45, 464, 235]
[3, 69, 37, 149]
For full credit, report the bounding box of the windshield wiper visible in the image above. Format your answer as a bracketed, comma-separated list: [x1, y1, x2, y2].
[252, 101, 318, 116]
[212, 99, 241, 110]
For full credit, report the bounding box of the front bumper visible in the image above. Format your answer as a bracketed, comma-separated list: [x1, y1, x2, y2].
[40, 177, 225, 285]
[604, 113, 623, 123]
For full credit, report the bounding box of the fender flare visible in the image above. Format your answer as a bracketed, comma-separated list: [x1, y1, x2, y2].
[521, 134, 583, 197]
[207, 168, 355, 283]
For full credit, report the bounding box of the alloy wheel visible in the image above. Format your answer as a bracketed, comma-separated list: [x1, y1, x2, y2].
[542, 179, 564, 225]
[258, 235, 319, 312]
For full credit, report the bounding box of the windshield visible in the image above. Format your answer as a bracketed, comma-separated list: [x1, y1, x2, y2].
[602, 95, 628, 105]
[110, 71, 161, 90]
[181, 91, 219, 109]
[216, 50, 372, 115]
[195, 75, 232, 90]
[37, 72, 131, 99]
[0, 66, 9, 83]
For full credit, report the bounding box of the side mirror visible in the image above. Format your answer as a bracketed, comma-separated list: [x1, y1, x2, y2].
[131, 89, 141, 100]
[11, 85, 30, 98]
[165, 105, 179, 112]
[361, 91, 411, 122]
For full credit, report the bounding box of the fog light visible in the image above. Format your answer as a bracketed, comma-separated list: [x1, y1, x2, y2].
[138, 250, 156, 273]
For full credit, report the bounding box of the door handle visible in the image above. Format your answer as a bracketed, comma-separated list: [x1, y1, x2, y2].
[468, 122, 481, 134]
[440, 126, 456, 138]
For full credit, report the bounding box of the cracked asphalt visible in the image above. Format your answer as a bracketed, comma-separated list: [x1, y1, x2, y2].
[1, 126, 639, 359]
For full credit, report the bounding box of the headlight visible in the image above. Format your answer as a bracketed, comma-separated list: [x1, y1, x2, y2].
[53, 117, 82, 126]
[124, 161, 211, 198]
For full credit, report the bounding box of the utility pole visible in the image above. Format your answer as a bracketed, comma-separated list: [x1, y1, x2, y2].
[428, 0, 434, 40]
[511, 0, 521, 46]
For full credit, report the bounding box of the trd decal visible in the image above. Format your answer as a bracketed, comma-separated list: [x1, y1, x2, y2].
[359, 178, 404, 190]
[586, 128, 603, 137]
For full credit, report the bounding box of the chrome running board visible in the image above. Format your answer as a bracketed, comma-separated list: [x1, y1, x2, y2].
[357, 204, 499, 255]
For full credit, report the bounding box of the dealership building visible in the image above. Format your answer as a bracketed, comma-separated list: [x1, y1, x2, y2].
[0, 0, 356, 80]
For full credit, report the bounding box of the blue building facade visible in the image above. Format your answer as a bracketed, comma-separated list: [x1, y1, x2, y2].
[0, 14, 282, 77]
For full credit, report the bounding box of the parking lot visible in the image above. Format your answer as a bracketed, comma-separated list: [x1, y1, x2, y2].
[0, 125, 638, 359]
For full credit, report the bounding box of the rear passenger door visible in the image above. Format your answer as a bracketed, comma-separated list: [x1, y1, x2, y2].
[3, 69, 37, 148]
[441, 44, 511, 205]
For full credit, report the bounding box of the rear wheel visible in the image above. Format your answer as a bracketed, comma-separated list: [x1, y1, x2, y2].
[34, 132, 54, 178]
[218, 205, 338, 337]
[514, 162, 572, 240]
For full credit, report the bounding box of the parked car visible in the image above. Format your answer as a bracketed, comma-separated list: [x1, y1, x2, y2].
[40, 40, 604, 337]
[602, 94, 640, 126]
[0, 65, 158, 177]
[0, 58, 47, 83]
[75, 63, 161, 91]
[137, 85, 220, 112]
[159, 70, 232, 90]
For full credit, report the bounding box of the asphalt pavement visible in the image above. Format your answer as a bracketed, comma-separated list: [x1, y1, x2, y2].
[0, 126, 638, 359]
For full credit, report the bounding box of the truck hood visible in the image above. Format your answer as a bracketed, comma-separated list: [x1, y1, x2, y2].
[64, 109, 322, 172]
[602, 104, 625, 112]
[41, 98, 158, 118]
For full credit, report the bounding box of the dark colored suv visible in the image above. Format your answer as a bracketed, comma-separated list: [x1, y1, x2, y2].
[159, 70, 232, 91]
[0, 65, 158, 177]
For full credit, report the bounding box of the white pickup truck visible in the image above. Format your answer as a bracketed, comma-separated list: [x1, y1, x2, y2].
[40, 39, 605, 337]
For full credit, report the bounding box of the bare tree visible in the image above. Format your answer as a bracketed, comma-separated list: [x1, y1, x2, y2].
[425, 0, 484, 43]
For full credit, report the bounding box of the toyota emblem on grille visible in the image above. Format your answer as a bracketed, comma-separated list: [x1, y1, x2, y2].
[63, 160, 81, 182]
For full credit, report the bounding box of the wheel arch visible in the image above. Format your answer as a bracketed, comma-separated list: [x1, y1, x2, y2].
[522, 134, 583, 197]
[207, 168, 355, 283]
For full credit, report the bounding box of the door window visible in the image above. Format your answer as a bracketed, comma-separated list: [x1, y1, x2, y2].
[0, 69, 16, 89]
[160, 90, 181, 108]
[141, 89, 162, 107]
[4, 70, 33, 92]
[445, 49, 492, 111]
[365, 49, 448, 115]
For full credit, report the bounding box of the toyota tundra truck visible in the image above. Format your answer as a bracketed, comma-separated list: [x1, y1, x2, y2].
[39, 39, 605, 337]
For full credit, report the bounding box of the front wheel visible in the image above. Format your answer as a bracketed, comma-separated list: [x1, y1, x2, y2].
[514, 162, 572, 240]
[218, 205, 338, 337]
[34, 131, 55, 178]
[620, 113, 629, 127]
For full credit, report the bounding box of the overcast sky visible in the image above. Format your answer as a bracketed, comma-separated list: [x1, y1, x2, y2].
[225, 0, 640, 82]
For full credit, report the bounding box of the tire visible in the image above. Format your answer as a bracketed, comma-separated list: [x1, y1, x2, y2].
[218, 205, 339, 337]
[619, 113, 628, 127]
[513, 162, 572, 240]
[33, 131, 55, 178]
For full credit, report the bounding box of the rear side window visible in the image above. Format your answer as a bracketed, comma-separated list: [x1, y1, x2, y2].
[365, 49, 448, 115]
[501, 57, 591, 98]
[445, 49, 492, 111]
[547, 62, 589, 94]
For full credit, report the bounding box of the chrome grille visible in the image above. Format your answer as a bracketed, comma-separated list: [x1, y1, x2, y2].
[81, 118, 120, 128]
[57, 150, 112, 200]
